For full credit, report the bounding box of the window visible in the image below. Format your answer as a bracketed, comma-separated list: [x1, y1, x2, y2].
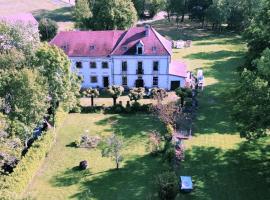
[153, 77, 158, 86]
[122, 76, 127, 86]
[137, 61, 143, 74]
[89, 45, 95, 50]
[137, 47, 143, 55]
[90, 62, 96, 68]
[138, 61, 143, 68]
[153, 61, 159, 71]
[152, 46, 157, 52]
[76, 61, 82, 69]
[90, 76, 98, 83]
[122, 46, 128, 51]
[102, 62, 108, 69]
[122, 61, 127, 71]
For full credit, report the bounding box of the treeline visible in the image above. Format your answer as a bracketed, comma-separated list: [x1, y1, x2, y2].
[74, 0, 264, 31]
[232, 0, 270, 139]
[0, 22, 80, 174]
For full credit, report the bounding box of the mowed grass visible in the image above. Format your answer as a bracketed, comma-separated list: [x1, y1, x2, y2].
[25, 113, 167, 199]
[23, 19, 270, 199]
[152, 20, 270, 199]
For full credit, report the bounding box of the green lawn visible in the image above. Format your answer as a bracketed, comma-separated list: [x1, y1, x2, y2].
[25, 114, 168, 199]
[23, 20, 270, 199]
[151, 20, 270, 200]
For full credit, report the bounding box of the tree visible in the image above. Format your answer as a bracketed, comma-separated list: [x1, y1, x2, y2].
[101, 134, 123, 170]
[0, 21, 40, 56]
[188, 0, 213, 26]
[151, 88, 168, 102]
[148, 0, 165, 18]
[35, 43, 80, 123]
[38, 18, 58, 41]
[175, 87, 192, 107]
[132, 0, 145, 18]
[166, 0, 186, 24]
[89, 0, 137, 30]
[0, 48, 26, 70]
[0, 69, 49, 146]
[83, 88, 99, 107]
[74, 0, 92, 29]
[128, 87, 145, 102]
[244, 0, 270, 67]
[205, 0, 228, 30]
[232, 48, 270, 139]
[156, 171, 178, 200]
[106, 85, 124, 106]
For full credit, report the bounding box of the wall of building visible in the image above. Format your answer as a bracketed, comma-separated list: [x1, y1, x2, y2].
[168, 75, 186, 89]
[68, 56, 186, 90]
[70, 57, 113, 88]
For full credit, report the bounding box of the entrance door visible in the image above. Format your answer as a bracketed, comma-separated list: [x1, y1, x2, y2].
[170, 81, 180, 90]
[135, 79, 144, 87]
[103, 77, 109, 88]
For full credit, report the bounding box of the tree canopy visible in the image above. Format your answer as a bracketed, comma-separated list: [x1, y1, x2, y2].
[35, 43, 80, 115]
[232, 48, 270, 139]
[38, 18, 58, 41]
[75, 0, 137, 30]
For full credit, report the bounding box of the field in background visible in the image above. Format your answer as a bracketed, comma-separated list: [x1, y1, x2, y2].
[0, 0, 74, 30]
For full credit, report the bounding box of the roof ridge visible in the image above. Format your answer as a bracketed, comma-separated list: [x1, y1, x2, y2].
[151, 27, 171, 55]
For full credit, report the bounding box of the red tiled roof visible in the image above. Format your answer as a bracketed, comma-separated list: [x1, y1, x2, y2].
[169, 60, 187, 78]
[50, 30, 125, 57]
[111, 26, 171, 56]
[0, 13, 38, 25]
[50, 26, 172, 57]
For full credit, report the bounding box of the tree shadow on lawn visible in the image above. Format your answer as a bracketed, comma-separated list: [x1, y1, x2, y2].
[51, 154, 168, 200]
[192, 53, 245, 135]
[183, 50, 244, 61]
[179, 137, 270, 200]
[75, 155, 169, 200]
[95, 114, 166, 140]
[32, 7, 73, 22]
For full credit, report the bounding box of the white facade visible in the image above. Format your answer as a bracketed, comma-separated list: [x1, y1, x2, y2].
[69, 55, 186, 90]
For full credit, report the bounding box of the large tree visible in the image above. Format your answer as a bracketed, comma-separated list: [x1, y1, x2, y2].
[74, 0, 92, 29]
[38, 18, 58, 41]
[0, 22, 40, 56]
[244, 0, 270, 67]
[84, 0, 137, 30]
[35, 43, 80, 122]
[0, 69, 49, 146]
[232, 48, 270, 139]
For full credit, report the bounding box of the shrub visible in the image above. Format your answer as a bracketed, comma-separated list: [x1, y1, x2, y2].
[80, 106, 104, 113]
[79, 160, 88, 170]
[0, 108, 67, 198]
[105, 104, 125, 114]
[156, 171, 178, 200]
[146, 130, 162, 155]
[165, 124, 174, 140]
[163, 142, 175, 164]
[77, 134, 101, 148]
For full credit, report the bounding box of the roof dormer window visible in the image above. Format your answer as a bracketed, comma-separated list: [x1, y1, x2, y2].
[89, 45, 95, 50]
[122, 45, 128, 51]
[136, 40, 144, 55]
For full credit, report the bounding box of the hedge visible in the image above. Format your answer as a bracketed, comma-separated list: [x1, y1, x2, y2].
[0, 108, 68, 200]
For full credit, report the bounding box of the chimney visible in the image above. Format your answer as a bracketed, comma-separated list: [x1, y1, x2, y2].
[145, 24, 150, 37]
